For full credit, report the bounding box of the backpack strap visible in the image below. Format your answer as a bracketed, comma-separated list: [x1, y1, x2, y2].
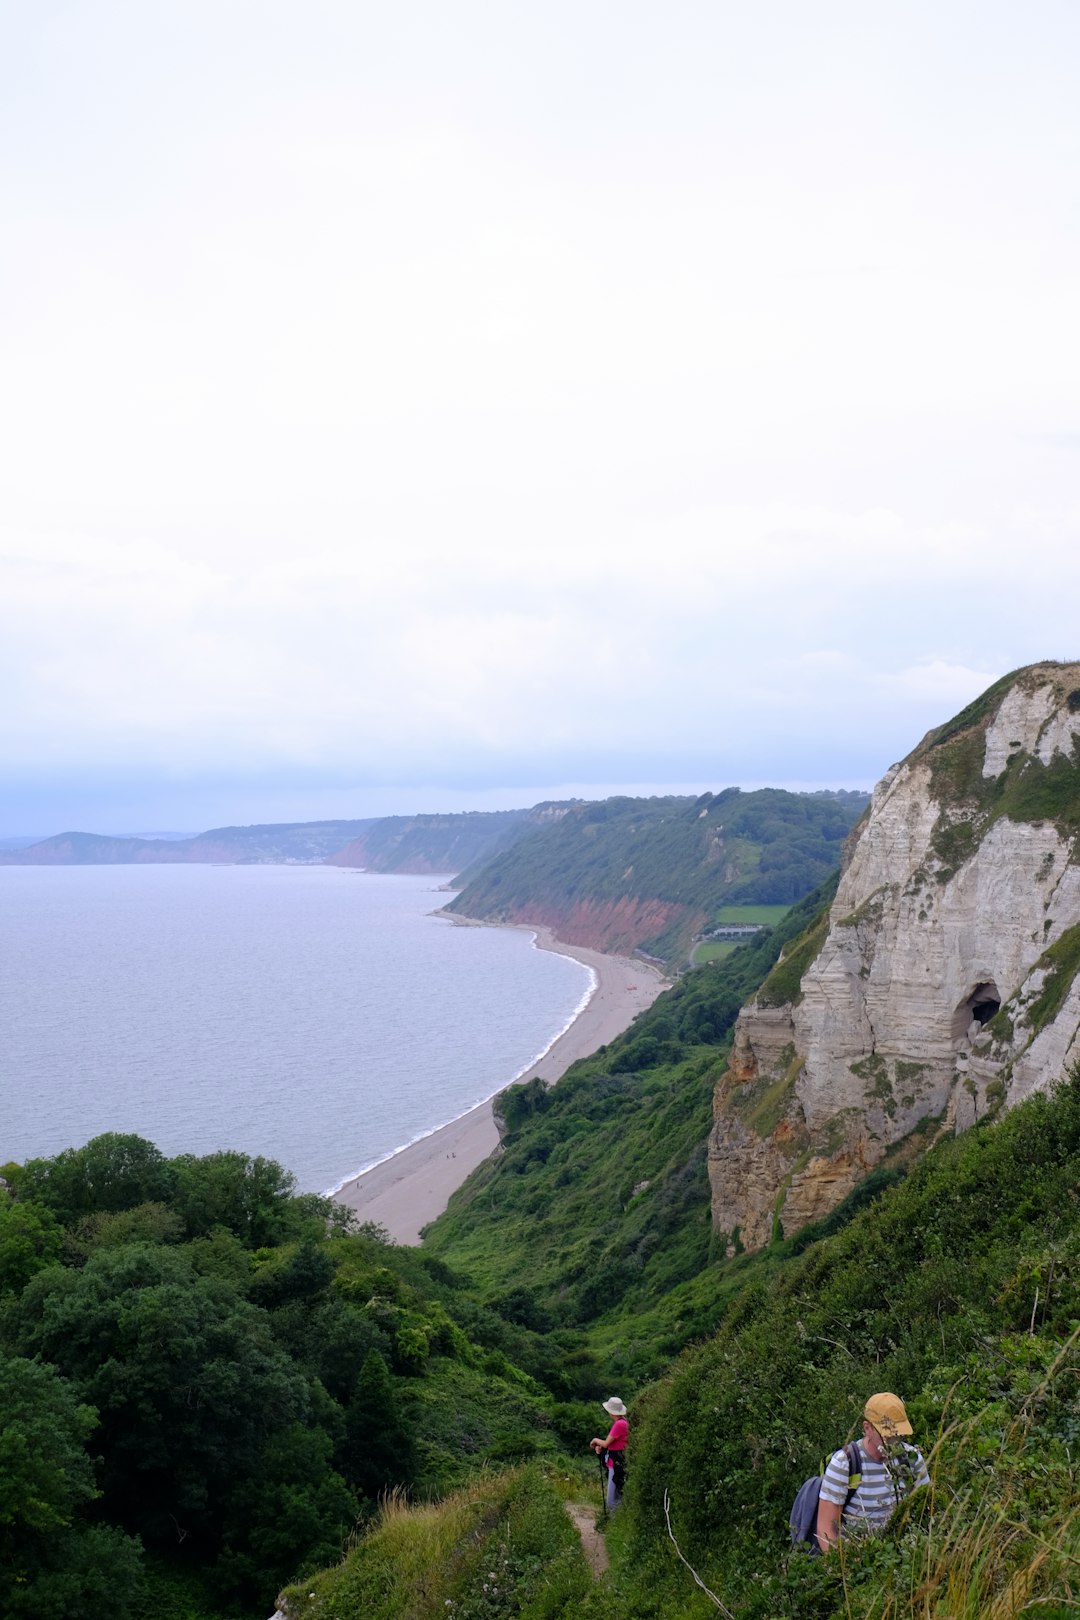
[842, 1440, 862, 1510]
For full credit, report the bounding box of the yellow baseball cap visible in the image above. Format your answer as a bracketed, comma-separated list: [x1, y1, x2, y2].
[864, 1392, 913, 1437]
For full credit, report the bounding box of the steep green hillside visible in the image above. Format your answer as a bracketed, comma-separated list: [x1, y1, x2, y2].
[611, 1068, 1080, 1618]
[447, 788, 866, 964]
[287, 1072, 1080, 1620]
[326, 805, 570, 874]
[425, 879, 841, 1380]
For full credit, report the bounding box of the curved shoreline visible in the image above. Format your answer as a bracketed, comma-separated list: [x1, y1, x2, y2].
[333, 921, 668, 1244]
[323, 932, 598, 1198]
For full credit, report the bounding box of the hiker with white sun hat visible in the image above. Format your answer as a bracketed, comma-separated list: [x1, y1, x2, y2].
[589, 1396, 628, 1511]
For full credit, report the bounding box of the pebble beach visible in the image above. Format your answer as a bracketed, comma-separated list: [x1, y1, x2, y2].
[334, 923, 667, 1243]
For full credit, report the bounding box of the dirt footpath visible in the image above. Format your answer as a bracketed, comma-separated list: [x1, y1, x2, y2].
[565, 1502, 609, 1577]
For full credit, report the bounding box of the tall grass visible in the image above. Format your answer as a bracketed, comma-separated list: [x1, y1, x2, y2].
[276, 1465, 591, 1620]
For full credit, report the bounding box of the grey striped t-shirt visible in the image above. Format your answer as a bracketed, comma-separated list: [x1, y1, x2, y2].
[819, 1439, 929, 1531]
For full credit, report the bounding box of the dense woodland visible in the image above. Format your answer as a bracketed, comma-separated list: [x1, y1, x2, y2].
[6, 815, 1080, 1619]
[0, 1143, 592, 1618]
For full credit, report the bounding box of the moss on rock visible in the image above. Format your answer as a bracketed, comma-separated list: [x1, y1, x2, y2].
[756, 908, 830, 1007]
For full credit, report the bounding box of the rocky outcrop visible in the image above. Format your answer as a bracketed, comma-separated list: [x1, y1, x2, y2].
[709, 662, 1080, 1251]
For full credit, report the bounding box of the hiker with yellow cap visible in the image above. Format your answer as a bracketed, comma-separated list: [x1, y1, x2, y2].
[816, 1393, 929, 1553]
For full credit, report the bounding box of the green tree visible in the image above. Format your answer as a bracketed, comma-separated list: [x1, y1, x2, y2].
[0, 1351, 145, 1620]
[0, 1353, 97, 1538]
[0, 1194, 62, 1294]
[9, 1245, 313, 1562]
[13, 1134, 176, 1225]
[169, 1150, 303, 1246]
[216, 1421, 359, 1603]
[267, 1294, 388, 1404]
[249, 1238, 335, 1309]
[344, 1350, 416, 1500]
[494, 1076, 552, 1136]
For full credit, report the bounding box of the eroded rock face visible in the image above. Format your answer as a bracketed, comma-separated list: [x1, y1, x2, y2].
[477, 895, 693, 957]
[710, 663, 1080, 1251]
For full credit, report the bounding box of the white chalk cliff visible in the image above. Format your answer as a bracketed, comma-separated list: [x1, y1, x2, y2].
[709, 662, 1080, 1252]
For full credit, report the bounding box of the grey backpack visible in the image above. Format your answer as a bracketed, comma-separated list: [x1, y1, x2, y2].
[788, 1441, 861, 1552]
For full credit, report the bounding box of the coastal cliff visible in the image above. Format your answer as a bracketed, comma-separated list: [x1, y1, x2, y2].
[709, 662, 1080, 1251]
[451, 893, 688, 957]
[447, 789, 867, 966]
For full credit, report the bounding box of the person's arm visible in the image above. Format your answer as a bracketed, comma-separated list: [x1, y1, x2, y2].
[592, 1418, 627, 1452]
[816, 1495, 842, 1553]
[817, 1447, 852, 1553]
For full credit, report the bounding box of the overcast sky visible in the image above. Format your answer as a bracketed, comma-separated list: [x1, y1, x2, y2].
[2, 1, 1078, 833]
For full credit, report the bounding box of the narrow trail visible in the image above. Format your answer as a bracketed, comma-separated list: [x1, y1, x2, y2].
[565, 1502, 609, 1577]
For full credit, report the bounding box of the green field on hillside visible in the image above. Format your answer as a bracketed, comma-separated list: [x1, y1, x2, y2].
[694, 904, 791, 964]
[713, 902, 792, 925]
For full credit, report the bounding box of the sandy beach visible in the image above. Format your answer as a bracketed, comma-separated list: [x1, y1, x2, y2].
[334, 921, 667, 1244]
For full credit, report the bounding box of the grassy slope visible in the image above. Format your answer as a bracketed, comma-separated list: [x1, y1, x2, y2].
[615, 1068, 1080, 1618]
[277, 1465, 591, 1620]
[425, 880, 840, 1384]
[446, 789, 864, 962]
[291, 1073, 1080, 1620]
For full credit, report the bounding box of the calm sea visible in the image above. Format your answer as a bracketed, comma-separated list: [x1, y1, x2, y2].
[0, 865, 593, 1193]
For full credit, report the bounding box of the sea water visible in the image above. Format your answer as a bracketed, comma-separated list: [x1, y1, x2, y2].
[0, 865, 593, 1193]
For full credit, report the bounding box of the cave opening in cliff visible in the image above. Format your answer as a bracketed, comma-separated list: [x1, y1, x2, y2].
[954, 981, 1001, 1040]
